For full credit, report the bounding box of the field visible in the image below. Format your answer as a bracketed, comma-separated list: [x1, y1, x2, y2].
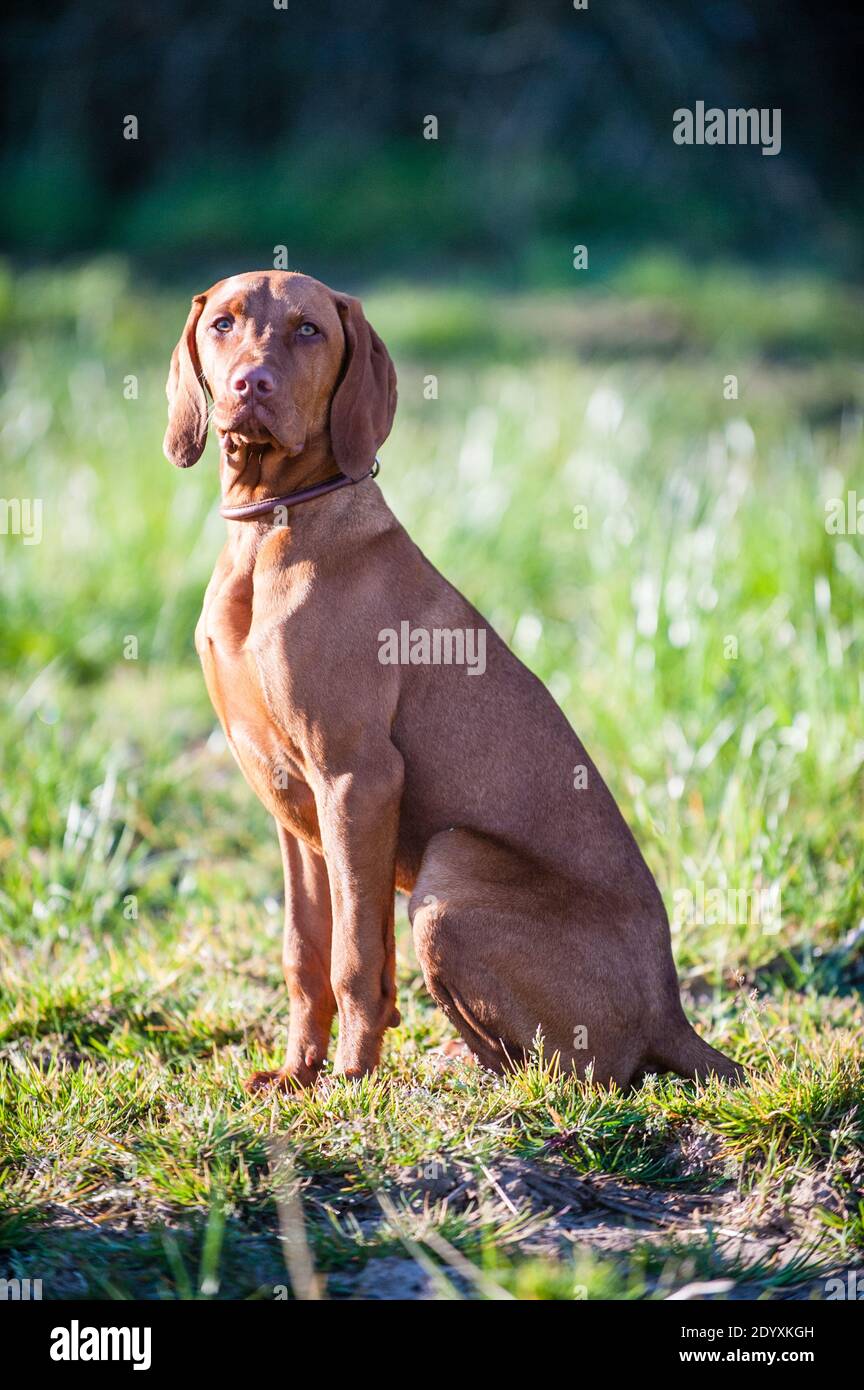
[1, 257, 863, 1300]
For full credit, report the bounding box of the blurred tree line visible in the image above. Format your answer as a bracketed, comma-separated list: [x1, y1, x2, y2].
[2, 0, 862, 280]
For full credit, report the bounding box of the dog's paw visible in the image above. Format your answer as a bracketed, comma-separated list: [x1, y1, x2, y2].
[429, 1038, 477, 1070]
[244, 1068, 307, 1096]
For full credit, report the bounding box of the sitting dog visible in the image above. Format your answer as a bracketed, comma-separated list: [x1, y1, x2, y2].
[163, 270, 743, 1090]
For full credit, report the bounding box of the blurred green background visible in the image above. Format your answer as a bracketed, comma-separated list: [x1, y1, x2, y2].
[3, 0, 863, 280]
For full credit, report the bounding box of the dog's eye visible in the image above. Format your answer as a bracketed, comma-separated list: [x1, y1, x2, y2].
[211, 317, 233, 334]
[297, 322, 319, 337]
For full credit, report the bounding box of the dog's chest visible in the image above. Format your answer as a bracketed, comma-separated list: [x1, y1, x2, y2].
[195, 569, 319, 843]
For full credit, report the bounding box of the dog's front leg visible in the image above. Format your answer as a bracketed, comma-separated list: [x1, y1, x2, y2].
[315, 748, 404, 1079]
[247, 825, 335, 1093]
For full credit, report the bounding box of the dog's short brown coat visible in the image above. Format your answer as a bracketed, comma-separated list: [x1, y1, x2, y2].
[164, 270, 743, 1090]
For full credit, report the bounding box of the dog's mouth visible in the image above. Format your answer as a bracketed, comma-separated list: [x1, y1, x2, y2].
[215, 405, 285, 459]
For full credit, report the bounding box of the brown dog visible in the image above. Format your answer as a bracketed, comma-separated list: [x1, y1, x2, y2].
[164, 270, 743, 1091]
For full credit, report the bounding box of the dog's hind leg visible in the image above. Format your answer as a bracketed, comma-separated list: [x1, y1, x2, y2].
[410, 831, 539, 1072]
[644, 1020, 746, 1085]
[409, 829, 645, 1087]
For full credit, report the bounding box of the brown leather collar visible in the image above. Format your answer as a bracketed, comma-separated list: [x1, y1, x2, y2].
[219, 458, 379, 521]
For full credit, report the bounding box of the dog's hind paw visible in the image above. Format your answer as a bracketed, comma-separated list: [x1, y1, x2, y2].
[429, 1038, 477, 1070]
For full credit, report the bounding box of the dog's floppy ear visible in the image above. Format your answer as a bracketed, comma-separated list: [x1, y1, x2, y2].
[330, 294, 397, 480]
[163, 294, 208, 469]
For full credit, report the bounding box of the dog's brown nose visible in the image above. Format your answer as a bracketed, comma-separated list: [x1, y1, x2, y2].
[231, 365, 275, 399]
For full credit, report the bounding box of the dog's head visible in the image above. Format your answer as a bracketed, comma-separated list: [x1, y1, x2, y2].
[163, 270, 396, 480]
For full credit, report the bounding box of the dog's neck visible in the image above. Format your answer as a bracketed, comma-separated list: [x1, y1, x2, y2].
[217, 434, 337, 513]
[216, 435, 383, 562]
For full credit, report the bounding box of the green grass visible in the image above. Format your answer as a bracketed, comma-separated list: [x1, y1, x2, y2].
[1, 255, 863, 1299]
